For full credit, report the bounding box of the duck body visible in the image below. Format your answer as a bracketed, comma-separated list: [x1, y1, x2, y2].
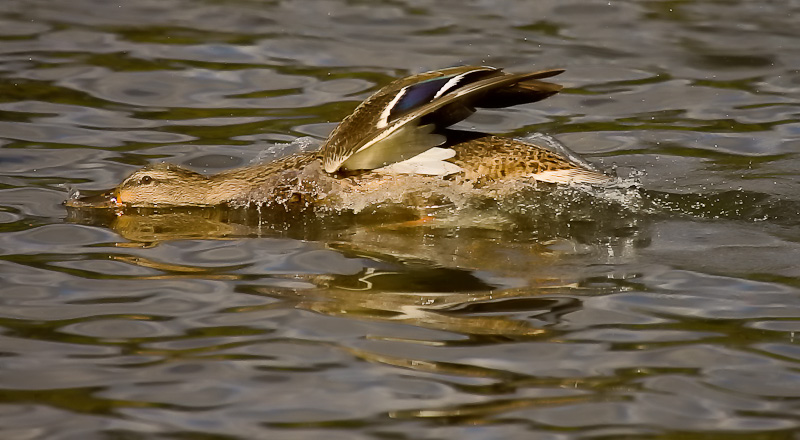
[66, 66, 610, 210]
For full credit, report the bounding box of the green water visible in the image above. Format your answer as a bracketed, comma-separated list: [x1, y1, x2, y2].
[1, 0, 799, 439]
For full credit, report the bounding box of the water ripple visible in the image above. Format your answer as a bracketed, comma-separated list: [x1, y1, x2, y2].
[1, 0, 799, 438]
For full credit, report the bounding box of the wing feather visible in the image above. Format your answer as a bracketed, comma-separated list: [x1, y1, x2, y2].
[326, 68, 564, 173]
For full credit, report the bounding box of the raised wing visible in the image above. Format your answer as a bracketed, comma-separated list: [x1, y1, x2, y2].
[322, 66, 564, 173]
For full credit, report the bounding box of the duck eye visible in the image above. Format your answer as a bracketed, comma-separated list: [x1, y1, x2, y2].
[139, 175, 153, 185]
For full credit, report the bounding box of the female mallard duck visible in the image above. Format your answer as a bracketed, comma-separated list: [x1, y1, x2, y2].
[67, 66, 610, 209]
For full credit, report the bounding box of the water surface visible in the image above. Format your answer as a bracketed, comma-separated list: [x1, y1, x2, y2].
[1, 0, 799, 439]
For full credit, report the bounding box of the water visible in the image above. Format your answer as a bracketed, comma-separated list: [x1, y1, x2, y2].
[1, 0, 800, 438]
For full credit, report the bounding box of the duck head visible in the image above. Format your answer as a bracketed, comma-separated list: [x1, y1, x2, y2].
[67, 163, 212, 208]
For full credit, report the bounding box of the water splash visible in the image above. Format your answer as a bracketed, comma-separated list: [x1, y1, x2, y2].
[250, 137, 322, 165]
[66, 185, 81, 201]
[227, 133, 652, 231]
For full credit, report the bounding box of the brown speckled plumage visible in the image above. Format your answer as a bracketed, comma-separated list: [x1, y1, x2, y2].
[66, 66, 610, 210]
[322, 66, 564, 173]
[449, 134, 582, 183]
[66, 132, 609, 209]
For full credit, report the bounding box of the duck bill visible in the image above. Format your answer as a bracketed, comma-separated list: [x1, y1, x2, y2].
[65, 190, 121, 209]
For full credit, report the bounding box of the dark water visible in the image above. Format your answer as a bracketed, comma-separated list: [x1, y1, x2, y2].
[2, 0, 800, 438]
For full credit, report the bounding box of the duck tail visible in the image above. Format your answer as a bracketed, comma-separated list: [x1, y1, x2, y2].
[531, 168, 614, 185]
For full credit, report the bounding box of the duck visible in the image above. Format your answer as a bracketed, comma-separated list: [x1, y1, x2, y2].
[66, 66, 611, 209]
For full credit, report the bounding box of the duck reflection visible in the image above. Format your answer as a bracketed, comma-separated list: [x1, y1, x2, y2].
[63, 198, 647, 422]
[64, 198, 646, 333]
[248, 286, 584, 338]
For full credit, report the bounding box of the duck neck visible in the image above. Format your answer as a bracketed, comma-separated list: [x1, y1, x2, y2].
[204, 152, 324, 205]
[200, 179, 249, 205]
